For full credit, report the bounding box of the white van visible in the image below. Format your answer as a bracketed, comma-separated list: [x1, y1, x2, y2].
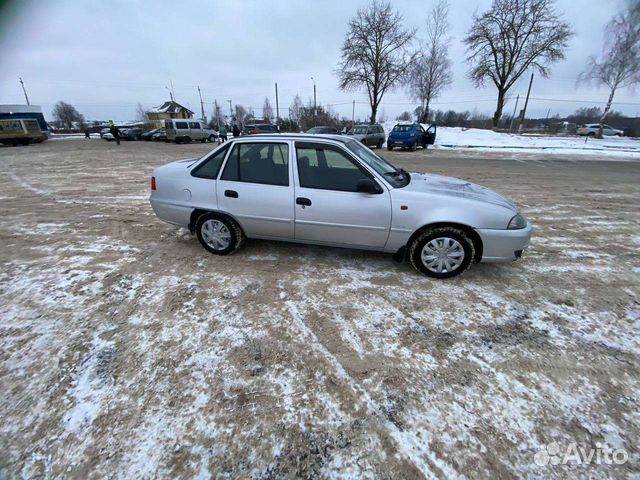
[165, 119, 216, 143]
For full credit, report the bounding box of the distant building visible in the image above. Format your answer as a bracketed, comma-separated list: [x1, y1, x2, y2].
[0, 104, 49, 132]
[146, 101, 194, 128]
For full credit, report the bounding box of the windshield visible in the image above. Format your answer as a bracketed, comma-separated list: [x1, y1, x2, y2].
[346, 140, 410, 188]
[393, 124, 414, 132]
[351, 126, 367, 134]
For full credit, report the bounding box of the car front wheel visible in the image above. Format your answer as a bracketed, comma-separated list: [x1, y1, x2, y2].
[409, 227, 474, 278]
[196, 213, 244, 255]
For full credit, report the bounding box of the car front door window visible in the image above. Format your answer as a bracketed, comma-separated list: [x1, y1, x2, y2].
[295, 143, 371, 192]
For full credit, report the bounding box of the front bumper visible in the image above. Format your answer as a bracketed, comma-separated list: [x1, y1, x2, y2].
[476, 222, 533, 262]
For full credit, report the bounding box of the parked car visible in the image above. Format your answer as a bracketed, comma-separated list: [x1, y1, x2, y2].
[122, 127, 144, 141]
[149, 134, 532, 278]
[387, 123, 436, 151]
[152, 129, 167, 142]
[347, 124, 385, 148]
[577, 123, 623, 137]
[103, 132, 115, 141]
[165, 119, 216, 143]
[306, 126, 339, 135]
[244, 124, 278, 135]
[141, 128, 162, 141]
[99, 127, 111, 139]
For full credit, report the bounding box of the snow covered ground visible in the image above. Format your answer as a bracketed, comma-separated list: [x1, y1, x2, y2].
[1, 140, 639, 478]
[382, 123, 640, 158]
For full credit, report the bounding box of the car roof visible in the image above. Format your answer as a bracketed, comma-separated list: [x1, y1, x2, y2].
[233, 133, 352, 144]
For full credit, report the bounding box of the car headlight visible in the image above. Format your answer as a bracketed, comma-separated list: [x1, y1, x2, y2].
[508, 213, 527, 230]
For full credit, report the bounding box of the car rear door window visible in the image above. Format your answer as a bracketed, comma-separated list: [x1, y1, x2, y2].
[295, 142, 371, 192]
[176, 121, 189, 129]
[192, 144, 230, 179]
[221, 142, 289, 186]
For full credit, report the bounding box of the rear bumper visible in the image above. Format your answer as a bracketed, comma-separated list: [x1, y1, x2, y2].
[149, 197, 191, 228]
[388, 138, 417, 147]
[476, 222, 532, 262]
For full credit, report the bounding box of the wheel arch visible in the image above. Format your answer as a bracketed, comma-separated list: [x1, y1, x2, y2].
[405, 221, 483, 263]
[189, 208, 245, 237]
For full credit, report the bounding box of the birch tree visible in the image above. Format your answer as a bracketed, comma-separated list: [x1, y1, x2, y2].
[405, 0, 453, 123]
[578, 1, 640, 137]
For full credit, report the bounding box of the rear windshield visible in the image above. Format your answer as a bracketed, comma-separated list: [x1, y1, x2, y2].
[352, 126, 367, 134]
[393, 124, 414, 132]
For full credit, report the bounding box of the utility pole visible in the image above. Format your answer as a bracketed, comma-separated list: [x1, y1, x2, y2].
[275, 82, 280, 131]
[197, 86, 206, 123]
[165, 86, 174, 102]
[509, 94, 519, 134]
[170, 80, 176, 102]
[227, 100, 233, 124]
[311, 77, 316, 126]
[518, 73, 534, 134]
[19, 77, 30, 105]
[352, 100, 356, 124]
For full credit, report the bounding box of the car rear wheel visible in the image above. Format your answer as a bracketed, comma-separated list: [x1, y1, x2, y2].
[387, 145, 393, 151]
[410, 142, 417, 152]
[195, 213, 244, 256]
[409, 227, 474, 279]
[377, 139, 384, 149]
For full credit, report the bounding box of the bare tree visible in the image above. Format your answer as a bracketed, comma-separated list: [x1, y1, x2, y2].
[405, 0, 453, 123]
[289, 94, 303, 128]
[578, 1, 640, 136]
[52, 101, 84, 129]
[262, 97, 273, 122]
[337, 0, 417, 124]
[234, 105, 248, 126]
[135, 102, 148, 123]
[464, 0, 572, 128]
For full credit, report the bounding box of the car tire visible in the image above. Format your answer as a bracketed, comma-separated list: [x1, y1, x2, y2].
[195, 212, 245, 256]
[377, 140, 384, 149]
[184, 136, 192, 143]
[588, 132, 595, 137]
[410, 142, 417, 152]
[387, 145, 393, 151]
[208, 135, 216, 142]
[409, 227, 474, 279]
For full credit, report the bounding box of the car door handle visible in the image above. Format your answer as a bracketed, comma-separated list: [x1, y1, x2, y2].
[296, 197, 312, 206]
[225, 190, 238, 198]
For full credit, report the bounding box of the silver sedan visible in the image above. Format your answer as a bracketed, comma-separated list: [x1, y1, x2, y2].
[149, 134, 532, 278]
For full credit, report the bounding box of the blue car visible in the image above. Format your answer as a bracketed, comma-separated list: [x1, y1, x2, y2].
[387, 122, 436, 151]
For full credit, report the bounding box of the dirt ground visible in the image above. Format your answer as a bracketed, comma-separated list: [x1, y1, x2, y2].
[1, 138, 639, 479]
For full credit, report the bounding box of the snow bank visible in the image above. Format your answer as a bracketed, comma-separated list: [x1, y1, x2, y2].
[382, 122, 640, 158]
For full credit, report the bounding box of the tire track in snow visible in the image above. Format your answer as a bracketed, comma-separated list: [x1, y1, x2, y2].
[284, 297, 459, 479]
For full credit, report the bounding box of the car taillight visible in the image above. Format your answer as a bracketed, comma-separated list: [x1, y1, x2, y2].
[151, 176, 156, 190]
[410, 133, 416, 137]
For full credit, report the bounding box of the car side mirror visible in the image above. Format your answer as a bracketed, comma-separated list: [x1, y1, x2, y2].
[356, 178, 382, 194]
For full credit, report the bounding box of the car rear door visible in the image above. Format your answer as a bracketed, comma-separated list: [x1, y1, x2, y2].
[217, 140, 294, 239]
[293, 141, 391, 248]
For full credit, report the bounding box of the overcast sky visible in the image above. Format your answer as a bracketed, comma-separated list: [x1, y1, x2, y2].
[1, 0, 638, 123]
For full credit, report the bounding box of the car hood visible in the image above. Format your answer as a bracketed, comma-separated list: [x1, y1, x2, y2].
[404, 172, 518, 211]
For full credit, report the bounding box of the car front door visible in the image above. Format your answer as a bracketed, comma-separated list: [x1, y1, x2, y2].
[217, 141, 294, 239]
[293, 141, 391, 248]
